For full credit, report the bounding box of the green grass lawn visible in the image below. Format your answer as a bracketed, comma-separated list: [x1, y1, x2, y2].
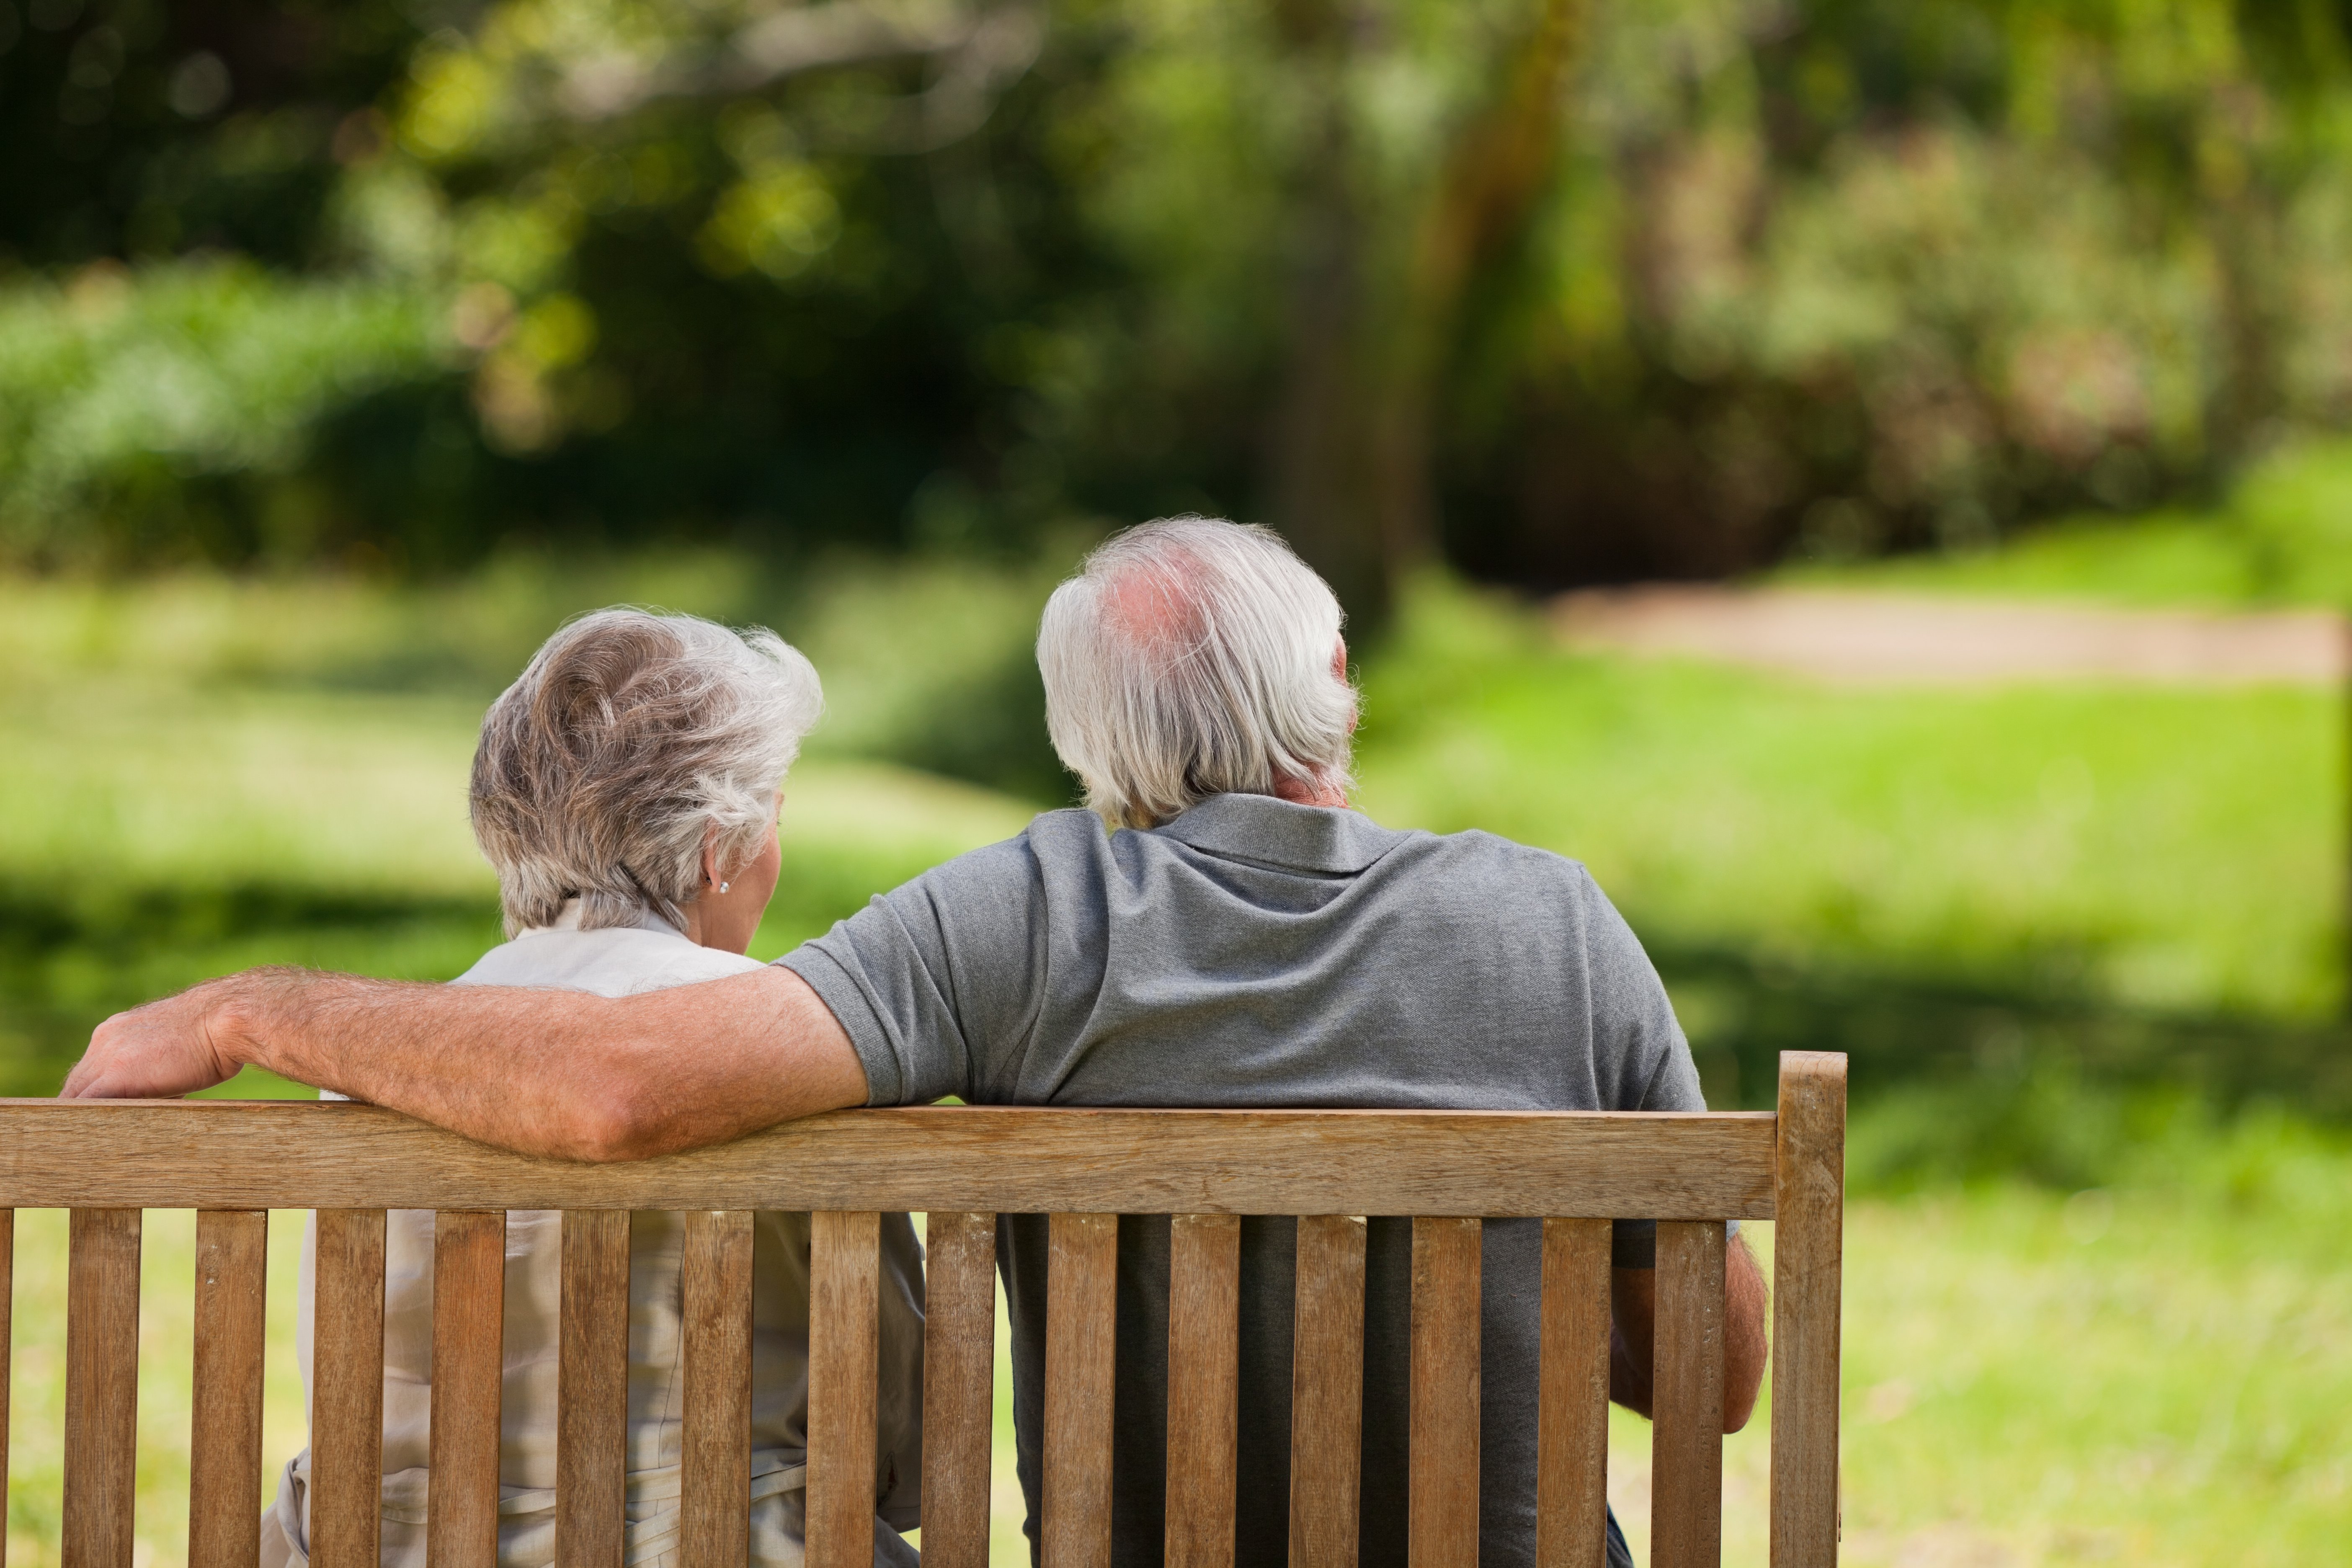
[1357, 577, 2343, 1026]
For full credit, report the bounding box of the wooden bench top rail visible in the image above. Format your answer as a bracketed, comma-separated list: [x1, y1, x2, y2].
[0, 1101, 1776, 1217]
[3, 1052, 1844, 1568]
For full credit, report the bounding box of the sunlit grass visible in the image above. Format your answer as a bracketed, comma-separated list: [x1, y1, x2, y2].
[1357, 577, 2342, 1021]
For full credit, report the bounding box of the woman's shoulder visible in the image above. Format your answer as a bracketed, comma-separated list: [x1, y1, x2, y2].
[454, 926, 766, 998]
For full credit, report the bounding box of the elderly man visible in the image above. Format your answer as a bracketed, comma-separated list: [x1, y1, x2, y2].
[70, 517, 1767, 1568]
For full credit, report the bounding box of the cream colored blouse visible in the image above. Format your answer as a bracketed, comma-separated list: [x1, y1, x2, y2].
[261, 905, 927, 1568]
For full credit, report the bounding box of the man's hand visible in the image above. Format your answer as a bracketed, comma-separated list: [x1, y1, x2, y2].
[61, 963, 869, 1162]
[62, 974, 253, 1100]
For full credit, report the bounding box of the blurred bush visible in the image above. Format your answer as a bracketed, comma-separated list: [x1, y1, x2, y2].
[10, 0, 2352, 607]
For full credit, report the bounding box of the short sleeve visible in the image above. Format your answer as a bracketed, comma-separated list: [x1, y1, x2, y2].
[1578, 871, 1705, 1113]
[777, 835, 1047, 1106]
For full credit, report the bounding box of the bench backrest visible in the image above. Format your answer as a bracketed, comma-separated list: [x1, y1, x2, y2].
[0, 1050, 1844, 1568]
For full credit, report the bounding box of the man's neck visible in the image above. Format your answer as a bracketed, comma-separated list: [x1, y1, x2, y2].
[1270, 771, 1349, 810]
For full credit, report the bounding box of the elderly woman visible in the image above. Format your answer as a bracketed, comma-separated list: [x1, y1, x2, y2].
[259, 609, 925, 1568]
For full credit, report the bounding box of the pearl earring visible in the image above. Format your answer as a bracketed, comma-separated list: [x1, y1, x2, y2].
[718, 881, 730, 894]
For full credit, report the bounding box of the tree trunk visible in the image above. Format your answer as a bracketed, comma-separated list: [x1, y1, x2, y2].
[1264, 0, 1589, 631]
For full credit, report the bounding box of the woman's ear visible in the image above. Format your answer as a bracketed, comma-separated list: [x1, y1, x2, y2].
[699, 827, 726, 896]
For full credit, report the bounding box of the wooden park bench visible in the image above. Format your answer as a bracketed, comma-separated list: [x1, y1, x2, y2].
[0, 1050, 1844, 1568]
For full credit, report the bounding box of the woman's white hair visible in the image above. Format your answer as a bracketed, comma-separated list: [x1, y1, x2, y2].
[1039, 516, 1357, 829]
[470, 608, 823, 937]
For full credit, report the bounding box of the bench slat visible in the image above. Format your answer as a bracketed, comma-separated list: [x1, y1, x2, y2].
[0, 1210, 14, 1567]
[807, 1211, 881, 1568]
[429, 1211, 507, 1568]
[1166, 1213, 1240, 1568]
[1043, 1212, 1117, 1568]
[557, 1210, 632, 1568]
[1408, 1216, 1480, 1568]
[65, 1207, 141, 1568]
[1288, 1215, 1365, 1568]
[1771, 1052, 1847, 1568]
[0, 1103, 1777, 1219]
[918, 1212, 998, 1568]
[190, 1210, 269, 1568]
[1650, 1220, 1725, 1568]
[682, 1210, 754, 1568]
[312, 1209, 388, 1568]
[1535, 1218, 1611, 1568]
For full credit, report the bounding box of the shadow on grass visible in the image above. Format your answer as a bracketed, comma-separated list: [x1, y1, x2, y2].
[1657, 939, 2352, 1186]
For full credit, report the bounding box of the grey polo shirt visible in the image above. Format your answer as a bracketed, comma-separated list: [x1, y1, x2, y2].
[781, 793, 1704, 1568]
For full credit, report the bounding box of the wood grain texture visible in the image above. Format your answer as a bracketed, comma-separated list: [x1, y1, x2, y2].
[1408, 1217, 1480, 1568]
[918, 1212, 998, 1568]
[1042, 1212, 1117, 1568]
[1770, 1052, 1847, 1568]
[0, 1102, 1776, 1218]
[1289, 1216, 1366, 1568]
[311, 1209, 388, 1568]
[1536, 1218, 1612, 1568]
[557, 1210, 632, 1568]
[0, 1209, 14, 1568]
[428, 1211, 507, 1568]
[189, 1210, 270, 1568]
[807, 1211, 881, 1568]
[64, 1208, 140, 1568]
[682, 1210, 755, 1568]
[1650, 1220, 1726, 1568]
[1165, 1214, 1240, 1568]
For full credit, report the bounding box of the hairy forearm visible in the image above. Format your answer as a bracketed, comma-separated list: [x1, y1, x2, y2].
[1609, 1233, 1770, 1432]
[73, 963, 868, 1161]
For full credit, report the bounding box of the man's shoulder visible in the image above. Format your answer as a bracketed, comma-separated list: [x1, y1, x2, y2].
[1390, 820, 1596, 886]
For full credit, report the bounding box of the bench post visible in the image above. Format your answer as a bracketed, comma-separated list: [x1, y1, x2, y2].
[1770, 1052, 1847, 1566]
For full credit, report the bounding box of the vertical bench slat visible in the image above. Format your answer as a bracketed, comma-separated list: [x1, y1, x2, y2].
[0, 1209, 14, 1568]
[1408, 1216, 1480, 1568]
[1650, 1220, 1725, 1568]
[918, 1211, 998, 1568]
[190, 1210, 270, 1568]
[313, 1210, 389, 1568]
[1535, 1217, 1611, 1568]
[557, 1210, 632, 1568]
[1042, 1212, 1117, 1568]
[682, 1209, 755, 1568]
[64, 1208, 141, 1568]
[428, 1211, 508, 1568]
[1165, 1213, 1240, 1568]
[1288, 1215, 1366, 1568]
[807, 1210, 882, 1568]
[1771, 1052, 1847, 1568]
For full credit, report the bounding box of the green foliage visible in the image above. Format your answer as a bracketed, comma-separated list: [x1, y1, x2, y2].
[17, 2, 2352, 581]
[0, 260, 443, 566]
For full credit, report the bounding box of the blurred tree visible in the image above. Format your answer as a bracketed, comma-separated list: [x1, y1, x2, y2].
[10, 0, 2352, 597]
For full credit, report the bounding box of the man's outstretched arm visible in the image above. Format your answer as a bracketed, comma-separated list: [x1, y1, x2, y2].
[60, 965, 869, 1162]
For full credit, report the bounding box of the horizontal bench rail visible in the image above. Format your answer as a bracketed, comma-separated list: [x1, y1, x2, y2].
[0, 1052, 1844, 1568]
[0, 1101, 1777, 1217]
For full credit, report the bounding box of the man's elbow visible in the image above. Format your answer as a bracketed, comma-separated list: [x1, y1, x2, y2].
[558, 1086, 669, 1164]
[1724, 1375, 1763, 1434]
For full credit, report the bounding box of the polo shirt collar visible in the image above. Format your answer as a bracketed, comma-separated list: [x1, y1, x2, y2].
[1148, 792, 1407, 874]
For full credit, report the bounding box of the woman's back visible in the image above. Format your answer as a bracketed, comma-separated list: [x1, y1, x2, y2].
[264, 908, 927, 1566]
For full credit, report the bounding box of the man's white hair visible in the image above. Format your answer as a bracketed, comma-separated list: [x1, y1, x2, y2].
[470, 608, 823, 936]
[1039, 516, 1357, 829]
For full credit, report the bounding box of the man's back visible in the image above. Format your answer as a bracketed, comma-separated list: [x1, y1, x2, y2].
[786, 792, 1705, 1567]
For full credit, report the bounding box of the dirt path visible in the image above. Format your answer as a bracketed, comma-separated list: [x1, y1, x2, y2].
[1550, 585, 2348, 686]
